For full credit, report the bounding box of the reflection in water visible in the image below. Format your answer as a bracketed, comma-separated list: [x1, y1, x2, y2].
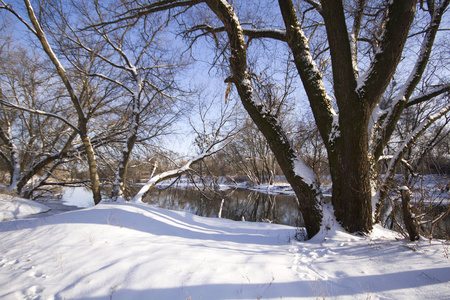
[143, 188, 303, 227]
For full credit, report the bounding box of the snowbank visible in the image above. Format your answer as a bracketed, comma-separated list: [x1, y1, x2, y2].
[0, 202, 449, 299]
[0, 194, 50, 221]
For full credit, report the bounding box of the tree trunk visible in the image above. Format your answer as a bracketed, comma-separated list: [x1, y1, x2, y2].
[23, 0, 102, 204]
[329, 112, 373, 233]
[236, 80, 322, 237]
[81, 134, 101, 205]
[401, 188, 420, 241]
[205, 0, 322, 237]
[111, 134, 137, 201]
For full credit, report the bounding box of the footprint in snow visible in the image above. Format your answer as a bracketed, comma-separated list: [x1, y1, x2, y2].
[23, 285, 45, 300]
[29, 269, 46, 278]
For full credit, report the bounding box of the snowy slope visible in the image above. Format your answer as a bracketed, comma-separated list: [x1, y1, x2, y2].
[0, 201, 449, 299]
[0, 195, 50, 221]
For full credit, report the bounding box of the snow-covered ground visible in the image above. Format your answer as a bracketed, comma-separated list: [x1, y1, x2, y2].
[0, 195, 50, 221]
[1, 196, 450, 299]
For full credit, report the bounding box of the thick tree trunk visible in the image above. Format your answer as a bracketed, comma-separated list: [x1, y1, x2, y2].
[329, 112, 373, 233]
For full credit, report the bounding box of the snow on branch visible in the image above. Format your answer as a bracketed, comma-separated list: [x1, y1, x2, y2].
[304, 0, 322, 13]
[186, 24, 287, 42]
[22, 159, 62, 198]
[369, 0, 449, 161]
[378, 103, 450, 198]
[131, 142, 226, 203]
[377, 155, 415, 173]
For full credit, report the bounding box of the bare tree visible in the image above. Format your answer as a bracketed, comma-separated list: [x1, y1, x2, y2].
[0, 36, 79, 197]
[118, 0, 450, 237]
[43, 0, 188, 201]
[0, 0, 112, 204]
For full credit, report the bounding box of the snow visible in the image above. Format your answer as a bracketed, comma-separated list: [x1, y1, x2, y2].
[250, 182, 294, 195]
[293, 157, 316, 187]
[1, 198, 450, 299]
[0, 195, 50, 221]
[329, 113, 340, 144]
[61, 187, 94, 208]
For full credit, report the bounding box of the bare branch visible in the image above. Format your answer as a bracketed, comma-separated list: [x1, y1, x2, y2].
[303, 0, 322, 13]
[82, 0, 202, 30]
[131, 143, 225, 203]
[406, 83, 450, 107]
[371, 0, 450, 160]
[376, 103, 450, 208]
[0, 100, 79, 132]
[0, 1, 37, 35]
[187, 24, 287, 41]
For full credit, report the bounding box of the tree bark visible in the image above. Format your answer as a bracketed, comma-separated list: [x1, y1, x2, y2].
[329, 111, 373, 233]
[400, 188, 420, 241]
[111, 125, 138, 201]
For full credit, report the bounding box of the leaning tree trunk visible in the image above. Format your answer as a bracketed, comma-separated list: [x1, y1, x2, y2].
[23, 0, 102, 205]
[205, 0, 322, 237]
[234, 77, 322, 237]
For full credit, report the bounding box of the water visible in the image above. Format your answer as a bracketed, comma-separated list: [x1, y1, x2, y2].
[37, 185, 450, 238]
[47, 186, 302, 227]
[143, 188, 302, 227]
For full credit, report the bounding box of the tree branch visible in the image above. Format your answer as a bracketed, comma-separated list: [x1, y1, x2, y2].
[187, 24, 287, 41]
[0, 100, 79, 132]
[321, 0, 358, 109]
[131, 142, 225, 203]
[371, 0, 449, 160]
[278, 0, 335, 145]
[359, 0, 417, 108]
[82, 0, 202, 30]
[406, 83, 450, 107]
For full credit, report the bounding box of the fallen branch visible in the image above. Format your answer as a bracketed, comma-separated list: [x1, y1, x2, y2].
[131, 145, 224, 203]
